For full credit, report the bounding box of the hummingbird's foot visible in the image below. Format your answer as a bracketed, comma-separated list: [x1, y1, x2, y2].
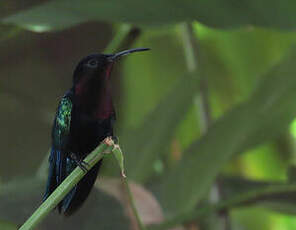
[70, 152, 89, 172]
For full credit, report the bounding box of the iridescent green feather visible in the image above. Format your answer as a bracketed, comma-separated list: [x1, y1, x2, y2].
[44, 91, 74, 201]
[53, 92, 73, 148]
[57, 97, 72, 131]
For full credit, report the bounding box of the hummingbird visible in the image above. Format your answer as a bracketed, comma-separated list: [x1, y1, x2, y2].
[43, 48, 150, 216]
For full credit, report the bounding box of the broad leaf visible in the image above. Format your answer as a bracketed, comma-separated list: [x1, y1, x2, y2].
[3, 0, 296, 32]
[221, 177, 296, 215]
[160, 49, 296, 216]
[121, 74, 198, 182]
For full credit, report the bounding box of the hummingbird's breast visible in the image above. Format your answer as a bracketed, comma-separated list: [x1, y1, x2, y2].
[74, 72, 114, 116]
[70, 71, 115, 156]
[69, 82, 114, 157]
[69, 107, 114, 157]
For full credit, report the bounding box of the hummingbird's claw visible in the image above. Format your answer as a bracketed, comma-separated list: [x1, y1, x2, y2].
[70, 152, 89, 172]
[77, 161, 89, 173]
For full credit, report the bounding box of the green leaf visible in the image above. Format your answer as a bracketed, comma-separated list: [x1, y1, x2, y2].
[3, 0, 296, 32]
[112, 146, 126, 178]
[150, 180, 296, 230]
[160, 48, 296, 216]
[222, 177, 296, 215]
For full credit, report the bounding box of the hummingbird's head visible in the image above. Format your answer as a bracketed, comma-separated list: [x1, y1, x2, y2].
[73, 54, 111, 85]
[72, 48, 150, 85]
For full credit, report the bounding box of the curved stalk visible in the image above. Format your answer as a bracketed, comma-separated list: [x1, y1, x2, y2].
[19, 141, 112, 230]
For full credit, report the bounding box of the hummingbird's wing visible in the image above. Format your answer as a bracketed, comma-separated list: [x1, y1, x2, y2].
[43, 90, 73, 201]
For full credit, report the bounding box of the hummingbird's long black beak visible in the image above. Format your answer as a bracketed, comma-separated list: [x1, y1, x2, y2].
[108, 48, 150, 62]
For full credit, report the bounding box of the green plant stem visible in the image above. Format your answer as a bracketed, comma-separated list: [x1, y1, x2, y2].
[123, 177, 146, 230]
[180, 22, 211, 132]
[180, 23, 198, 73]
[19, 142, 112, 230]
[112, 146, 146, 230]
[149, 184, 296, 230]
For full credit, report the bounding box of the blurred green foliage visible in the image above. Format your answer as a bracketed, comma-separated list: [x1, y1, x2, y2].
[2, 1, 296, 230]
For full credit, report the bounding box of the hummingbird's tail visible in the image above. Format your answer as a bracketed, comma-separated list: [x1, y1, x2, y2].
[59, 159, 103, 216]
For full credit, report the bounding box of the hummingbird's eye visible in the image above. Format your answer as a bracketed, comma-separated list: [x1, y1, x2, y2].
[87, 59, 98, 68]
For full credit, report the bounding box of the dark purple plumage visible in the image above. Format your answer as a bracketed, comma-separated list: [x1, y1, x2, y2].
[43, 48, 149, 216]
